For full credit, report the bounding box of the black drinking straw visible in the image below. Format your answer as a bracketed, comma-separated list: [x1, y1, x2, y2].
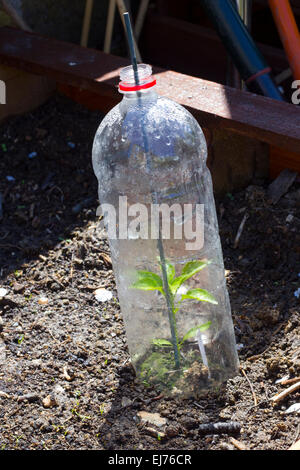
[123, 13, 139, 87]
[123, 12, 180, 368]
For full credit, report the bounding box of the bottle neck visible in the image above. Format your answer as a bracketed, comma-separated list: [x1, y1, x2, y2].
[121, 86, 158, 101]
[119, 64, 156, 99]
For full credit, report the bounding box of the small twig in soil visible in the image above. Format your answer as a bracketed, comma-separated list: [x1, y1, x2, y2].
[193, 402, 205, 409]
[280, 377, 300, 386]
[270, 381, 300, 404]
[47, 274, 65, 288]
[150, 393, 164, 401]
[230, 437, 249, 450]
[240, 367, 258, 406]
[246, 399, 269, 413]
[233, 213, 248, 249]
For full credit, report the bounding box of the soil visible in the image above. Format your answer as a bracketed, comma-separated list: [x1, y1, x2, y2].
[0, 95, 299, 451]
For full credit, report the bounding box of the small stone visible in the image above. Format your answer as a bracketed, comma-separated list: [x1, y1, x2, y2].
[63, 365, 74, 382]
[286, 214, 294, 223]
[13, 283, 25, 294]
[180, 416, 198, 430]
[38, 297, 49, 305]
[275, 375, 290, 384]
[53, 384, 68, 407]
[219, 407, 233, 420]
[144, 426, 165, 439]
[137, 411, 167, 429]
[94, 288, 113, 302]
[266, 355, 285, 373]
[42, 394, 57, 408]
[219, 442, 235, 451]
[121, 397, 132, 407]
[31, 359, 42, 367]
[0, 288, 8, 298]
[165, 425, 179, 438]
[285, 403, 300, 414]
[17, 393, 40, 403]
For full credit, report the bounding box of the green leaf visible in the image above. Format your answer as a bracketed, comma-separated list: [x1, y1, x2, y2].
[165, 261, 175, 282]
[181, 260, 211, 280]
[131, 271, 164, 294]
[169, 277, 185, 295]
[152, 338, 173, 347]
[181, 288, 218, 304]
[181, 322, 211, 343]
[170, 260, 210, 295]
[158, 259, 175, 283]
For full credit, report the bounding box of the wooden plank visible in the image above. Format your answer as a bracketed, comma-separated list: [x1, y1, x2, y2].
[156, 70, 300, 153]
[270, 145, 300, 178]
[267, 168, 298, 204]
[0, 27, 299, 153]
[0, 27, 127, 97]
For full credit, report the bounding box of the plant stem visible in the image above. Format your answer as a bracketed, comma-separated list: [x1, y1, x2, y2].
[156, 227, 180, 369]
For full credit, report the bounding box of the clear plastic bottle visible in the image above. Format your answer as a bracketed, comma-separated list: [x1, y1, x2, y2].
[92, 64, 239, 398]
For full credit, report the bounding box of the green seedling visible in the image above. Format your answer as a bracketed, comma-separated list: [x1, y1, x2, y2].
[52, 425, 69, 436]
[17, 334, 24, 345]
[71, 391, 92, 421]
[131, 259, 217, 369]
[14, 435, 24, 448]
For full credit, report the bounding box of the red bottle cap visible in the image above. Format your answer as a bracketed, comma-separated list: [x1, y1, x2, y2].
[119, 77, 156, 92]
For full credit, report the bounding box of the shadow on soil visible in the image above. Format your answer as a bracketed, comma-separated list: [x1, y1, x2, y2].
[0, 94, 102, 278]
[96, 363, 232, 450]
